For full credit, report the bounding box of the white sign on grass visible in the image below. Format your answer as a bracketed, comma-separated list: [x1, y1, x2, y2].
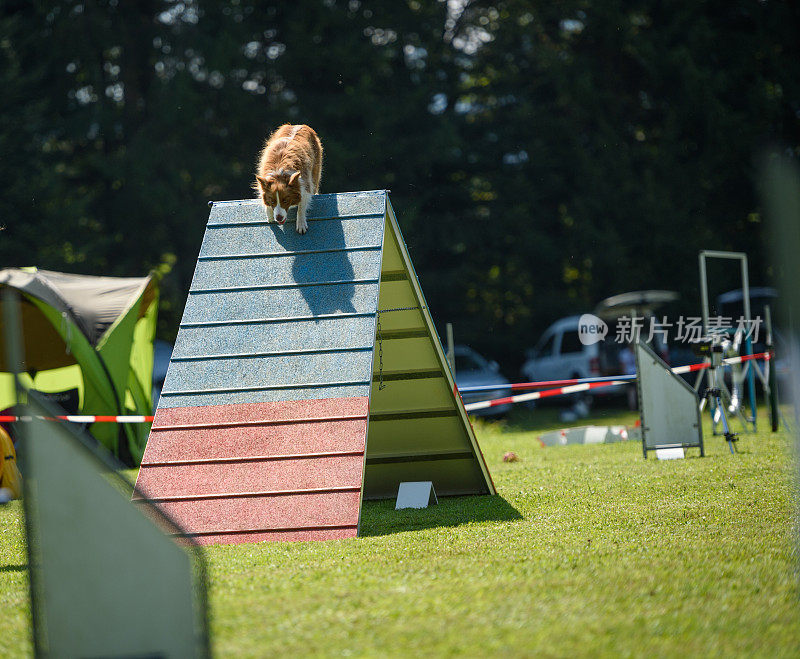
[655, 447, 686, 460]
[396, 481, 438, 509]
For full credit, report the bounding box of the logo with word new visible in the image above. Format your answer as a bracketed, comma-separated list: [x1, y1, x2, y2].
[578, 314, 608, 345]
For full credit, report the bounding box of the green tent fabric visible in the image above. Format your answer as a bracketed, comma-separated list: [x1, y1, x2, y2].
[0, 268, 159, 464]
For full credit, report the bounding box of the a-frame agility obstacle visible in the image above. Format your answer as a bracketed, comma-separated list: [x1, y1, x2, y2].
[135, 190, 495, 544]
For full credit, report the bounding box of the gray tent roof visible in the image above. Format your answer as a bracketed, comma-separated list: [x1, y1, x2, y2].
[595, 290, 679, 319]
[0, 268, 155, 347]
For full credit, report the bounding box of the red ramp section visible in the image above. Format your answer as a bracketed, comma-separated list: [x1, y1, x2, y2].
[136, 398, 368, 544]
[135, 192, 387, 545]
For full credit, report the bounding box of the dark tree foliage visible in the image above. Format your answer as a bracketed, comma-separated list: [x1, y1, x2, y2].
[1, 0, 797, 371]
[447, 0, 800, 368]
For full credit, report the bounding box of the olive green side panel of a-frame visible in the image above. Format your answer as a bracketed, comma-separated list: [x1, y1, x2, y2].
[363, 203, 495, 499]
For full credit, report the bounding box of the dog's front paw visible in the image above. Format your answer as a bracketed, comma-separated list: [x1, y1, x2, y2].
[296, 217, 308, 234]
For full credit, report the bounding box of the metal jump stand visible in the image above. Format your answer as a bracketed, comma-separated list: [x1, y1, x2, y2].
[692, 331, 751, 435]
[698, 250, 758, 431]
[698, 250, 784, 434]
[696, 339, 739, 453]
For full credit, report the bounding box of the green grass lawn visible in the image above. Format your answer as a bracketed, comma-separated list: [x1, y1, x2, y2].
[2, 406, 799, 657]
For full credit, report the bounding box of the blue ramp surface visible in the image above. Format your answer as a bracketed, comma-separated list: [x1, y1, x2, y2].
[164, 191, 387, 408]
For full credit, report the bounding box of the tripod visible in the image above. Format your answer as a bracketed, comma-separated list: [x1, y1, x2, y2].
[697, 343, 738, 453]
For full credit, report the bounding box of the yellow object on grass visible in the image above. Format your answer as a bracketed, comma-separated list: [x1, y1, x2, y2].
[0, 425, 22, 499]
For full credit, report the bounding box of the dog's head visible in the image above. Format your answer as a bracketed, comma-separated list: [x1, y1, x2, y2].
[255, 170, 302, 225]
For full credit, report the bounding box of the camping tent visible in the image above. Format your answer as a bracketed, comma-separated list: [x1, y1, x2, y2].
[0, 268, 159, 464]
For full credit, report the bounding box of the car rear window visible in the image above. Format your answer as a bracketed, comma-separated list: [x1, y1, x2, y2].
[560, 330, 583, 354]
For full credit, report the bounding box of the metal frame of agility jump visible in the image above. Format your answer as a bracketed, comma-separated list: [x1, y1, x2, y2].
[698, 250, 763, 431]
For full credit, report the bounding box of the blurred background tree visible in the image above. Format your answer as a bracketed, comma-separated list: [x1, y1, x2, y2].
[1, 0, 797, 373]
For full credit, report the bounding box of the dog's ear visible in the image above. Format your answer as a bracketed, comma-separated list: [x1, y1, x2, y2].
[288, 171, 302, 186]
[255, 175, 273, 190]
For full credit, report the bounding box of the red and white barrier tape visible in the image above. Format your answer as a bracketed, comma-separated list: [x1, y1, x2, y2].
[464, 379, 630, 412]
[462, 351, 770, 412]
[0, 415, 154, 423]
[672, 351, 768, 374]
[0, 354, 770, 420]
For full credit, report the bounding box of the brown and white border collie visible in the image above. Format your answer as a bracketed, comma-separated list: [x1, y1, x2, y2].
[254, 124, 323, 234]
